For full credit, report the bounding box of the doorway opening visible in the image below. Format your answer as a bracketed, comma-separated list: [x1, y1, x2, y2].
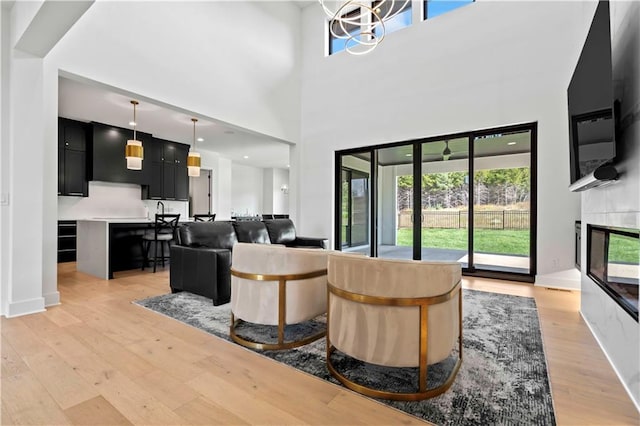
[189, 169, 212, 217]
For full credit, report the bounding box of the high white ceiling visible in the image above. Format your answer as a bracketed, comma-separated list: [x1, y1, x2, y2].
[58, 76, 291, 169]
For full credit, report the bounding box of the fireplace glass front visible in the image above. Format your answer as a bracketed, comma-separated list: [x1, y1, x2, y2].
[587, 224, 639, 321]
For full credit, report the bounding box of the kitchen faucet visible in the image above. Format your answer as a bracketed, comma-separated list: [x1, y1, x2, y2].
[157, 201, 165, 215]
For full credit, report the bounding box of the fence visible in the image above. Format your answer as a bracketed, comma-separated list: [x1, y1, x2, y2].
[398, 210, 530, 230]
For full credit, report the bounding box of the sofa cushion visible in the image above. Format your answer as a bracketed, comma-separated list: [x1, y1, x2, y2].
[178, 222, 237, 250]
[233, 221, 271, 244]
[263, 219, 296, 245]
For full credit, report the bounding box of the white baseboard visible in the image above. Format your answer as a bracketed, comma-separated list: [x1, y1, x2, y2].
[535, 268, 581, 291]
[44, 291, 60, 307]
[5, 297, 45, 318]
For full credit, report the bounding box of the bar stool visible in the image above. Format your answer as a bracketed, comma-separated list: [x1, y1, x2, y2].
[193, 213, 216, 222]
[142, 214, 180, 273]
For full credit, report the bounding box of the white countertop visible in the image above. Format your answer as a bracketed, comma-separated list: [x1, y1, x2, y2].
[76, 217, 194, 223]
[76, 217, 151, 223]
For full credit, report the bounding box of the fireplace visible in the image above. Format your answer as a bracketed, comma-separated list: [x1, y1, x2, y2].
[587, 224, 639, 321]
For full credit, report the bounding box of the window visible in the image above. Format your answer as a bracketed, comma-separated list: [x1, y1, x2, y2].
[329, 8, 362, 55]
[424, 0, 474, 20]
[373, 0, 412, 37]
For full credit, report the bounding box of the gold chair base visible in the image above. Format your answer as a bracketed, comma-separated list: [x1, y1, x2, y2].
[326, 345, 462, 401]
[230, 316, 326, 351]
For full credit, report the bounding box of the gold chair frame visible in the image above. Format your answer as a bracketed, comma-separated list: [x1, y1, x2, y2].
[230, 268, 328, 350]
[326, 280, 463, 401]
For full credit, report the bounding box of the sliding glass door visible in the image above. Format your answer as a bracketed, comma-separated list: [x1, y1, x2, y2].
[340, 154, 371, 254]
[421, 137, 470, 266]
[376, 145, 414, 260]
[472, 129, 532, 274]
[335, 123, 536, 282]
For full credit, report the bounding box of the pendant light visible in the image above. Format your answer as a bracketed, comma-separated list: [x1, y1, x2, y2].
[125, 100, 143, 170]
[187, 118, 201, 177]
[442, 140, 452, 161]
[319, 0, 410, 55]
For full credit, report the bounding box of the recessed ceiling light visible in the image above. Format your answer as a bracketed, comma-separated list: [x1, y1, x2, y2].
[197, 137, 204, 142]
[507, 142, 516, 145]
[287, 164, 290, 168]
[405, 153, 412, 157]
[129, 121, 136, 126]
[243, 155, 249, 159]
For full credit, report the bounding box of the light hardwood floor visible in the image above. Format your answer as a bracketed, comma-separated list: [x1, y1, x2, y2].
[2, 263, 638, 425]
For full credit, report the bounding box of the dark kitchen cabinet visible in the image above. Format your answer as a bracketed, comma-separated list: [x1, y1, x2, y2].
[90, 122, 152, 186]
[58, 118, 88, 197]
[162, 162, 177, 199]
[143, 138, 189, 201]
[175, 149, 189, 201]
[64, 150, 87, 196]
[148, 161, 164, 199]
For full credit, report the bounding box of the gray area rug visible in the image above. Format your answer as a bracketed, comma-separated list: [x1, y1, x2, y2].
[134, 289, 556, 425]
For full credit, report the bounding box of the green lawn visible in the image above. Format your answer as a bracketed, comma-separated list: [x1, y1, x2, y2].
[396, 228, 530, 256]
[608, 234, 639, 264]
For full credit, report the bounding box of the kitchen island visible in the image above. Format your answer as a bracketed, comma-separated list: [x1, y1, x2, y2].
[77, 218, 158, 279]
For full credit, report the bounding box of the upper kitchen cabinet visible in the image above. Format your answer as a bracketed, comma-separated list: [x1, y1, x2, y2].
[174, 143, 189, 201]
[90, 122, 152, 186]
[143, 138, 189, 201]
[58, 118, 89, 197]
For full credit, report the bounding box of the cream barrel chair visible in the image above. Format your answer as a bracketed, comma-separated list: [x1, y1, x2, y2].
[230, 243, 329, 350]
[327, 252, 462, 401]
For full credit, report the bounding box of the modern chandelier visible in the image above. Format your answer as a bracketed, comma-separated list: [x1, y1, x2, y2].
[125, 100, 143, 170]
[187, 118, 201, 177]
[319, 0, 410, 55]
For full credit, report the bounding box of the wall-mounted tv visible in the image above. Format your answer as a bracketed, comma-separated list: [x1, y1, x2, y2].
[567, 1, 618, 192]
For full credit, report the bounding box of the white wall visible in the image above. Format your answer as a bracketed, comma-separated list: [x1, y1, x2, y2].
[0, 4, 10, 315]
[580, 0, 639, 409]
[216, 157, 233, 221]
[231, 164, 264, 217]
[272, 168, 290, 214]
[299, 0, 593, 279]
[262, 169, 290, 214]
[6, 21, 48, 316]
[262, 168, 275, 214]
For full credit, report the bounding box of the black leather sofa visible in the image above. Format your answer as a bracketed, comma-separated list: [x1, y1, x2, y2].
[170, 219, 328, 305]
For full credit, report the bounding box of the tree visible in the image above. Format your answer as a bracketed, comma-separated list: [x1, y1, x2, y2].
[397, 167, 530, 210]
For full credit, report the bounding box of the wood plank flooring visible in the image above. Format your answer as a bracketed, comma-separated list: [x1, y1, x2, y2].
[1, 263, 638, 425]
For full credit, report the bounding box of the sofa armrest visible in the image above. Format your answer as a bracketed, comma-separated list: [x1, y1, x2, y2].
[170, 246, 231, 305]
[289, 236, 329, 250]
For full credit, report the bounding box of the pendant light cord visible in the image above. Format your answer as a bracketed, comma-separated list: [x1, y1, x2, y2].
[131, 100, 139, 140]
[192, 118, 198, 150]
